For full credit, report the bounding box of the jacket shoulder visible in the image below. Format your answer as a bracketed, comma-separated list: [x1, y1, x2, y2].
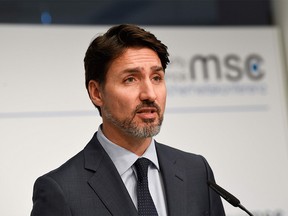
[155, 142, 205, 161]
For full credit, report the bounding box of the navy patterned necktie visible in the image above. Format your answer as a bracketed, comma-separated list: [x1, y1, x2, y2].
[134, 158, 158, 216]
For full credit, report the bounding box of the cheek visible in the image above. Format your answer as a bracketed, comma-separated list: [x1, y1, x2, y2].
[160, 98, 167, 113]
[104, 91, 136, 114]
[158, 87, 167, 108]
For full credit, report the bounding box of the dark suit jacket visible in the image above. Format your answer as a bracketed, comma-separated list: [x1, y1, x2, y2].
[31, 133, 225, 216]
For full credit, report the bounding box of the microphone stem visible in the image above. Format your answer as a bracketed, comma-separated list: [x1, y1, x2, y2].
[238, 203, 254, 216]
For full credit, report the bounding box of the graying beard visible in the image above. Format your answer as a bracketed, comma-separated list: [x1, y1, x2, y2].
[104, 110, 162, 138]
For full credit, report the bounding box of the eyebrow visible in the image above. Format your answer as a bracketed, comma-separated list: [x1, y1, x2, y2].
[151, 65, 164, 72]
[122, 66, 164, 74]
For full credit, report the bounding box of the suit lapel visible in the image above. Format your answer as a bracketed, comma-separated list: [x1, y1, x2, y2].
[84, 134, 138, 216]
[156, 143, 187, 216]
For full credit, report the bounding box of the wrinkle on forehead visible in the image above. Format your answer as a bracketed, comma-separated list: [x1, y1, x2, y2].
[110, 48, 163, 74]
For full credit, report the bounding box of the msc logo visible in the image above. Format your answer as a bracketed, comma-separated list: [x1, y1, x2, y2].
[190, 54, 264, 82]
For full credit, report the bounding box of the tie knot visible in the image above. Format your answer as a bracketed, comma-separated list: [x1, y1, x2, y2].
[134, 158, 151, 182]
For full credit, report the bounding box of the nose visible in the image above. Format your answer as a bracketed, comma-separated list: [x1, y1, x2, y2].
[139, 79, 157, 102]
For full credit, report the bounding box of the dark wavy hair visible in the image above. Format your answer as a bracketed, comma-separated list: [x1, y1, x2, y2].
[84, 24, 170, 113]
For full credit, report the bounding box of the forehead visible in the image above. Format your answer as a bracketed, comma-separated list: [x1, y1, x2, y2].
[110, 47, 161, 69]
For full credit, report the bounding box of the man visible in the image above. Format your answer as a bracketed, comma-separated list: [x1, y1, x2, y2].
[31, 24, 225, 216]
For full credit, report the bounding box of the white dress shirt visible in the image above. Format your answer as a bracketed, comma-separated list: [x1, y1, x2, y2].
[97, 126, 167, 216]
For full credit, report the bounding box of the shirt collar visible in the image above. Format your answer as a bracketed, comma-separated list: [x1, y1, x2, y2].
[97, 125, 159, 176]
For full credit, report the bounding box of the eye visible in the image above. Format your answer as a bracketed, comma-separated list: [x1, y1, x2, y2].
[152, 75, 163, 83]
[124, 76, 136, 84]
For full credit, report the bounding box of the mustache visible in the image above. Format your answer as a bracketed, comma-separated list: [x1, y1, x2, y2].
[134, 101, 161, 115]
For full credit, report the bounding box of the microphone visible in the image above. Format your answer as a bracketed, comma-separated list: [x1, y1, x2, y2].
[207, 180, 254, 216]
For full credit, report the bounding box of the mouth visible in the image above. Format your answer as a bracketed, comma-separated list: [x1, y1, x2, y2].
[136, 107, 158, 119]
[136, 107, 158, 114]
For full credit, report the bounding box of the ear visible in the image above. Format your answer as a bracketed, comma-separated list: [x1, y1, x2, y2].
[88, 80, 103, 107]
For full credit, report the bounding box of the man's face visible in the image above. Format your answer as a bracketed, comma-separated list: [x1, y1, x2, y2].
[92, 47, 166, 139]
